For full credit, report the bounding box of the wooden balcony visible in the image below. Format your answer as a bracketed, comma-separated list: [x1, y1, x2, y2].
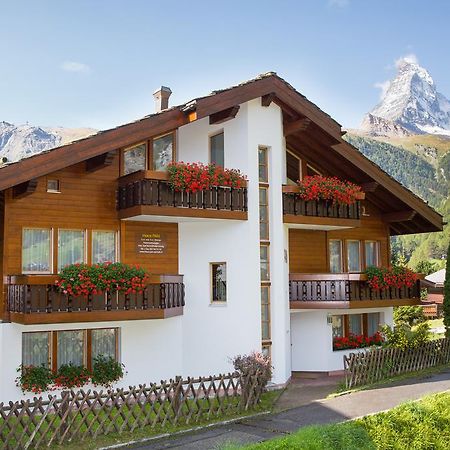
[282, 186, 362, 228]
[289, 273, 421, 309]
[117, 171, 248, 221]
[5, 274, 184, 324]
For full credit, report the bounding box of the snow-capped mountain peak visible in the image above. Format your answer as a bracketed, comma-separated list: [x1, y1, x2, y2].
[361, 57, 450, 136]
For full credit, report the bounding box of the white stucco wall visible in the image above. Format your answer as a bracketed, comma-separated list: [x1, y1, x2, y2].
[290, 307, 394, 373]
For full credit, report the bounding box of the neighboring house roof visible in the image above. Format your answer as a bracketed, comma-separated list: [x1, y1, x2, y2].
[0, 72, 444, 234]
[425, 269, 446, 287]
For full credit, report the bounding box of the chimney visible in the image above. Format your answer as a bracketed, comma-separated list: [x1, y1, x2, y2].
[153, 86, 172, 112]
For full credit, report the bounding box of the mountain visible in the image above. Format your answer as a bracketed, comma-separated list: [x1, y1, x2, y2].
[0, 121, 95, 164]
[361, 57, 450, 137]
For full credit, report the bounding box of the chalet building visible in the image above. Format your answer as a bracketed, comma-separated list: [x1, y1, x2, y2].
[0, 73, 443, 401]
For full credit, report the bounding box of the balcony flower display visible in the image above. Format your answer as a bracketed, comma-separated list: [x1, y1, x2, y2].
[333, 332, 384, 351]
[55, 262, 149, 297]
[365, 266, 419, 291]
[167, 162, 247, 193]
[296, 175, 363, 205]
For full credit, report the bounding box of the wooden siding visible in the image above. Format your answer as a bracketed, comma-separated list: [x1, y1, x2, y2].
[1, 158, 179, 316]
[289, 201, 390, 273]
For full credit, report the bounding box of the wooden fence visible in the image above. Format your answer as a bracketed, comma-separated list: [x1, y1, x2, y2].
[0, 371, 264, 450]
[343, 338, 450, 389]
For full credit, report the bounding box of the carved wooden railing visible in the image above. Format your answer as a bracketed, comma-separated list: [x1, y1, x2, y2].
[289, 273, 421, 303]
[282, 186, 361, 220]
[5, 274, 184, 315]
[117, 171, 248, 213]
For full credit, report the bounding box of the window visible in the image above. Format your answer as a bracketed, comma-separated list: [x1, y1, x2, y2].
[367, 313, 380, 336]
[347, 240, 361, 272]
[261, 286, 271, 341]
[22, 332, 50, 367]
[332, 315, 344, 338]
[92, 231, 117, 264]
[259, 187, 269, 240]
[348, 314, 362, 335]
[22, 328, 119, 371]
[260, 245, 270, 281]
[211, 263, 227, 302]
[153, 133, 174, 171]
[286, 151, 300, 184]
[58, 230, 86, 271]
[210, 132, 224, 167]
[329, 240, 343, 273]
[123, 143, 147, 175]
[47, 179, 60, 193]
[365, 241, 379, 268]
[258, 147, 268, 183]
[22, 228, 52, 274]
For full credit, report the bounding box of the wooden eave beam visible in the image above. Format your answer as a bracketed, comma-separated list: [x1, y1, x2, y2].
[284, 118, 311, 136]
[261, 92, 276, 107]
[12, 179, 38, 199]
[86, 151, 116, 173]
[209, 105, 240, 125]
[383, 210, 417, 223]
[361, 181, 379, 193]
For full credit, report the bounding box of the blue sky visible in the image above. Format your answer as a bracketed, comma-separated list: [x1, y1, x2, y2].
[1, 0, 449, 130]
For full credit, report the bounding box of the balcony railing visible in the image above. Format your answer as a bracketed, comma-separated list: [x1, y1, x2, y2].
[117, 171, 248, 218]
[5, 274, 185, 324]
[282, 186, 361, 221]
[289, 273, 421, 308]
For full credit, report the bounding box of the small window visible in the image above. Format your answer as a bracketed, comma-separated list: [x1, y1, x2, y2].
[92, 231, 117, 264]
[211, 263, 227, 302]
[58, 230, 86, 271]
[259, 187, 269, 240]
[153, 133, 174, 171]
[210, 132, 224, 167]
[123, 143, 147, 175]
[367, 312, 380, 336]
[47, 179, 60, 193]
[332, 315, 344, 338]
[22, 332, 50, 367]
[260, 244, 270, 281]
[57, 330, 85, 369]
[91, 328, 118, 365]
[365, 241, 379, 268]
[347, 240, 361, 272]
[261, 286, 271, 341]
[258, 147, 269, 183]
[22, 228, 52, 274]
[329, 240, 343, 273]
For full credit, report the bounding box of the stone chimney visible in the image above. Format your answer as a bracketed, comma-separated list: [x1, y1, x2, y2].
[153, 86, 172, 112]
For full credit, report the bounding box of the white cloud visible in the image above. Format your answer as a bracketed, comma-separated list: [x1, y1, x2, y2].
[374, 80, 391, 100]
[328, 0, 350, 7]
[60, 61, 91, 73]
[395, 53, 418, 69]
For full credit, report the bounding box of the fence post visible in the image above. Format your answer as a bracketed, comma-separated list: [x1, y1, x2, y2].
[58, 391, 70, 442]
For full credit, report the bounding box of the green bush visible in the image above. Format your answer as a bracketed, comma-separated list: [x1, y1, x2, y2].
[414, 260, 437, 276]
[91, 355, 125, 387]
[15, 365, 54, 394]
[380, 322, 431, 349]
[393, 305, 426, 327]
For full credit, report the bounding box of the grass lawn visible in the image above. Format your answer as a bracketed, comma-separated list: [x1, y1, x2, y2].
[223, 392, 450, 450]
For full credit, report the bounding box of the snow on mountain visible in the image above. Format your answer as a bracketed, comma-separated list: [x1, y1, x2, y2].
[0, 121, 96, 164]
[361, 57, 450, 137]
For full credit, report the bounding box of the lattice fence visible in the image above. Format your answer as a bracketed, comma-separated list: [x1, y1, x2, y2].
[0, 371, 264, 449]
[343, 338, 450, 389]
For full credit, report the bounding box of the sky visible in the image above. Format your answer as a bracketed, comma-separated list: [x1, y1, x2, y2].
[1, 0, 449, 130]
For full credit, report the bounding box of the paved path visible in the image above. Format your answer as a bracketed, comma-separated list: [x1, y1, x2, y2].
[122, 368, 450, 450]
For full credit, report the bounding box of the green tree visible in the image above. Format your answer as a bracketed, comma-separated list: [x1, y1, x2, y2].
[415, 260, 437, 276]
[444, 244, 450, 337]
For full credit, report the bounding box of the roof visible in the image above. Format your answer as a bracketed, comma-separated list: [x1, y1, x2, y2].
[425, 269, 446, 286]
[0, 72, 444, 235]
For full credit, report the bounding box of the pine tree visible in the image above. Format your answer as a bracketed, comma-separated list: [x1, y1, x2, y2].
[444, 244, 450, 337]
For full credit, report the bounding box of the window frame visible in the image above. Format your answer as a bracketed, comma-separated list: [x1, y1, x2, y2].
[150, 131, 176, 172]
[21, 227, 53, 275]
[121, 141, 148, 176]
[258, 146, 269, 184]
[331, 313, 382, 343]
[329, 239, 343, 273]
[259, 186, 270, 241]
[364, 240, 380, 268]
[260, 243, 270, 282]
[91, 230, 119, 264]
[57, 228, 87, 272]
[209, 131, 225, 167]
[346, 239, 362, 273]
[46, 178, 61, 193]
[261, 285, 271, 342]
[210, 262, 227, 303]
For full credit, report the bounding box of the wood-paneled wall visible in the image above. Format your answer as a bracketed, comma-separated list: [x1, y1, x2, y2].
[1, 158, 179, 315]
[289, 201, 390, 273]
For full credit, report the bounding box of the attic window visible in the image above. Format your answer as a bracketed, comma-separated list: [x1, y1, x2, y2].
[47, 179, 60, 193]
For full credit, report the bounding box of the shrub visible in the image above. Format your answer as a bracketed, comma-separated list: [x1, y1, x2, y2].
[333, 333, 384, 351]
[393, 305, 426, 327]
[54, 364, 91, 389]
[380, 322, 431, 350]
[415, 260, 437, 276]
[91, 355, 125, 387]
[16, 365, 54, 394]
[296, 175, 362, 205]
[231, 351, 272, 388]
[167, 162, 247, 193]
[55, 262, 149, 296]
[365, 266, 419, 290]
[444, 243, 450, 337]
